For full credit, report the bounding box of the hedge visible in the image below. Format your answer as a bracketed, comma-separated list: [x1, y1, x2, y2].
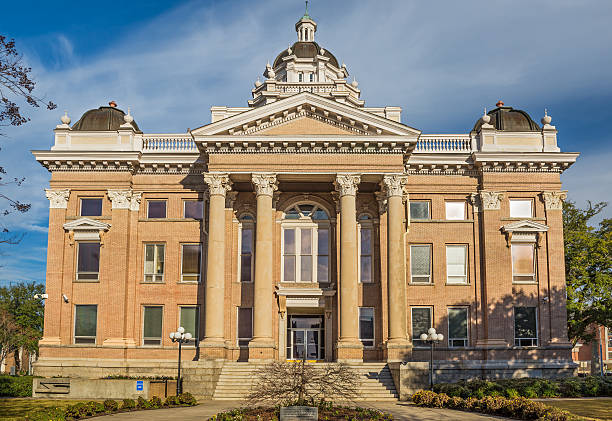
[413, 390, 579, 421]
[0, 375, 33, 397]
[433, 376, 612, 399]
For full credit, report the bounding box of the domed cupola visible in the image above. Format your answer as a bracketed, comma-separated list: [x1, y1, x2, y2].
[473, 100, 540, 132]
[72, 101, 141, 131]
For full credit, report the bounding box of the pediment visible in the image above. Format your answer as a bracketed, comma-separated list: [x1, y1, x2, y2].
[501, 220, 549, 233]
[63, 217, 111, 231]
[192, 92, 420, 138]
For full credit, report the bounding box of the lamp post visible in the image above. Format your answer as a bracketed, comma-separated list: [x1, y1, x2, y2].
[170, 327, 192, 396]
[420, 327, 444, 390]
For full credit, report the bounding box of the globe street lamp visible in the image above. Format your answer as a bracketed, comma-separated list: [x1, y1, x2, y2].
[170, 327, 192, 396]
[420, 327, 444, 390]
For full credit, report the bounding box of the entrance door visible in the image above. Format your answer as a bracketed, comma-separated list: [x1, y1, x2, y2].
[287, 315, 324, 360]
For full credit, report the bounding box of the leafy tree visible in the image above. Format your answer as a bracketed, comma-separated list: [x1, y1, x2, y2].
[0, 308, 19, 366]
[1, 34, 56, 244]
[564, 200, 612, 347]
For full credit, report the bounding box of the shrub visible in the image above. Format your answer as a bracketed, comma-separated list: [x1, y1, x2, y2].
[136, 396, 148, 409]
[178, 392, 197, 406]
[148, 395, 163, 408]
[103, 399, 118, 412]
[121, 398, 136, 410]
[0, 375, 33, 397]
[164, 395, 179, 406]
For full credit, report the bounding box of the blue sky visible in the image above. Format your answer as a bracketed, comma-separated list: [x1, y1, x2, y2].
[1, 0, 611, 285]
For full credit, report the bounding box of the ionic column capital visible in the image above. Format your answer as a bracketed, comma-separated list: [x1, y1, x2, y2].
[251, 173, 278, 197]
[382, 174, 408, 198]
[541, 191, 567, 211]
[334, 174, 361, 197]
[45, 188, 70, 209]
[204, 173, 232, 197]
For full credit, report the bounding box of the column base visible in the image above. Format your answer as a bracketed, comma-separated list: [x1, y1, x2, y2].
[384, 340, 412, 362]
[199, 339, 227, 360]
[248, 340, 276, 361]
[336, 340, 363, 362]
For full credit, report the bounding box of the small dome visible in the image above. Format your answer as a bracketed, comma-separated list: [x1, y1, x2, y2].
[72, 103, 140, 131]
[273, 41, 340, 69]
[473, 104, 540, 132]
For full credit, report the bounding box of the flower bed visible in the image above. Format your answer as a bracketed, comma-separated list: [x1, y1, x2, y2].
[412, 390, 579, 421]
[24, 392, 197, 420]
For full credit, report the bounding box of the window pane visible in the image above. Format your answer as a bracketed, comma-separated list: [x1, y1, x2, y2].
[446, 245, 467, 278]
[241, 256, 252, 282]
[317, 256, 328, 282]
[512, 244, 534, 275]
[411, 245, 430, 277]
[515, 307, 536, 339]
[284, 229, 296, 254]
[448, 308, 468, 339]
[313, 209, 329, 220]
[78, 243, 100, 273]
[184, 200, 203, 219]
[361, 228, 372, 254]
[182, 245, 201, 276]
[75, 305, 97, 337]
[359, 308, 374, 342]
[81, 199, 102, 216]
[301, 256, 312, 282]
[148, 201, 166, 218]
[510, 200, 532, 218]
[299, 204, 314, 216]
[241, 228, 253, 253]
[144, 306, 163, 339]
[410, 202, 430, 220]
[180, 307, 199, 340]
[285, 208, 300, 219]
[238, 308, 252, 339]
[284, 256, 296, 282]
[155, 245, 164, 274]
[318, 229, 329, 255]
[301, 228, 312, 254]
[360, 256, 372, 283]
[412, 308, 431, 342]
[445, 202, 465, 220]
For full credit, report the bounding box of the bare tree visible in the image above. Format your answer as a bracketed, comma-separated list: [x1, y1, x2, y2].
[246, 359, 360, 406]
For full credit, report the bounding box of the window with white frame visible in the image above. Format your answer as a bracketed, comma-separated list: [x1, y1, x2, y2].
[239, 215, 255, 282]
[179, 306, 199, 343]
[282, 204, 330, 283]
[410, 201, 430, 220]
[514, 306, 537, 347]
[181, 244, 202, 282]
[411, 307, 432, 347]
[446, 245, 468, 284]
[183, 200, 204, 220]
[509, 199, 533, 218]
[143, 306, 163, 346]
[359, 307, 375, 348]
[512, 243, 536, 283]
[410, 245, 431, 284]
[448, 307, 468, 347]
[359, 215, 374, 283]
[77, 242, 100, 281]
[445, 201, 465, 220]
[144, 244, 164, 282]
[74, 305, 97, 344]
[237, 307, 253, 347]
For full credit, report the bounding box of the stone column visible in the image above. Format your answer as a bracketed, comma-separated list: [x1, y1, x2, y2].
[249, 173, 278, 360]
[201, 173, 232, 359]
[334, 174, 363, 362]
[382, 175, 411, 361]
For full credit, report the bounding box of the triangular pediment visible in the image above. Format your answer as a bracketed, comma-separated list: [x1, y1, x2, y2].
[192, 92, 421, 138]
[501, 220, 549, 233]
[63, 217, 110, 231]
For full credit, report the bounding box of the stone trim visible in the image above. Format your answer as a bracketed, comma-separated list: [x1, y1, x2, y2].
[479, 191, 504, 211]
[45, 189, 70, 209]
[381, 174, 408, 197]
[334, 174, 361, 197]
[106, 190, 142, 211]
[541, 191, 567, 211]
[203, 173, 232, 197]
[251, 173, 278, 197]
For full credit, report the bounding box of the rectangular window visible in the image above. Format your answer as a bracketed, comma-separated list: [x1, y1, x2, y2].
[181, 244, 202, 282]
[446, 245, 467, 284]
[283, 227, 328, 283]
[360, 226, 373, 283]
[300, 228, 313, 282]
[411, 307, 432, 347]
[510, 199, 533, 218]
[147, 200, 167, 218]
[410, 245, 431, 284]
[448, 308, 468, 347]
[512, 244, 535, 283]
[237, 307, 253, 347]
[74, 305, 97, 344]
[80, 198, 103, 217]
[445, 201, 465, 220]
[144, 244, 165, 282]
[184, 200, 204, 220]
[298, 73, 303, 82]
[179, 306, 199, 343]
[514, 307, 537, 347]
[410, 201, 430, 220]
[240, 226, 254, 282]
[77, 242, 100, 281]
[317, 228, 329, 283]
[283, 228, 296, 282]
[359, 307, 375, 348]
[143, 306, 163, 346]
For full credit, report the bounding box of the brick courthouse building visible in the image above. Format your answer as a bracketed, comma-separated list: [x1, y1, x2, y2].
[33, 12, 578, 397]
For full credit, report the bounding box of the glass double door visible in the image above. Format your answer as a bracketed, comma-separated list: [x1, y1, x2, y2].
[287, 315, 324, 360]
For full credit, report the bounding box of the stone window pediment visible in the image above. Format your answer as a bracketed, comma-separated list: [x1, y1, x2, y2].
[501, 220, 548, 246]
[63, 217, 111, 242]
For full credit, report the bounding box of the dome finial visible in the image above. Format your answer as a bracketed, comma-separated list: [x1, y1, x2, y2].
[124, 107, 134, 124]
[304, 0, 310, 18]
[496, 99, 504, 107]
[60, 110, 71, 125]
[481, 107, 491, 124]
[541, 108, 552, 126]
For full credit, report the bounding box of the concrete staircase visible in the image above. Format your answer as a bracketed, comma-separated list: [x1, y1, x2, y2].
[211, 362, 398, 401]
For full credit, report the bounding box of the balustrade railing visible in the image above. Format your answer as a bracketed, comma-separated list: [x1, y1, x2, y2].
[277, 83, 336, 94]
[142, 136, 197, 152]
[415, 135, 473, 153]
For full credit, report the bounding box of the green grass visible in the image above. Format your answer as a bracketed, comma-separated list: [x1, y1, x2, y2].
[543, 398, 612, 421]
[0, 398, 104, 421]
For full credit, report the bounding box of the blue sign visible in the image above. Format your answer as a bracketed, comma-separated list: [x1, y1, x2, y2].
[136, 380, 143, 391]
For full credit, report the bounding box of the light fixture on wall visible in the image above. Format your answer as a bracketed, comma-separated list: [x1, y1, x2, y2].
[62, 294, 69, 303]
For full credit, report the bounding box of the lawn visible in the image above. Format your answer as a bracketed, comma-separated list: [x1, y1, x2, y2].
[0, 398, 104, 421]
[542, 398, 612, 421]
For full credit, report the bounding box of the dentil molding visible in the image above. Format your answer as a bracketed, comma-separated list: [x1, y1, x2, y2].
[45, 189, 70, 209]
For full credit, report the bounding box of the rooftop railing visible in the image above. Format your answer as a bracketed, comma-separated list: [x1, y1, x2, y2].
[142, 136, 197, 152]
[414, 135, 473, 153]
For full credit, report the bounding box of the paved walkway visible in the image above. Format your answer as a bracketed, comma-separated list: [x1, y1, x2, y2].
[95, 400, 512, 420]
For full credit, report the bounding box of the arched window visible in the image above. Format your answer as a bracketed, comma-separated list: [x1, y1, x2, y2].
[359, 214, 374, 283]
[238, 214, 254, 282]
[282, 203, 330, 283]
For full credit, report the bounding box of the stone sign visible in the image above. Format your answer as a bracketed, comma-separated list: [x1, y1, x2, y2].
[280, 406, 318, 421]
